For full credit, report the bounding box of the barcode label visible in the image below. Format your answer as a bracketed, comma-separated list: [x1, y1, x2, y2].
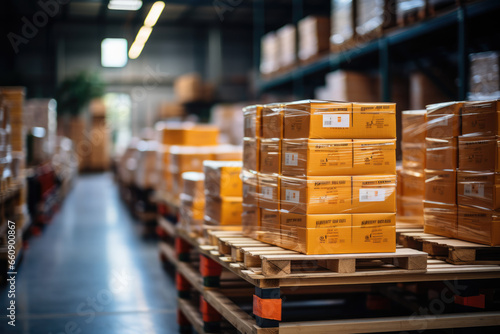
[464, 184, 484, 198]
[285, 189, 300, 203]
[359, 189, 386, 202]
[285, 152, 298, 166]
[323, 114, 350, 128]
[261, 186, 274, 199]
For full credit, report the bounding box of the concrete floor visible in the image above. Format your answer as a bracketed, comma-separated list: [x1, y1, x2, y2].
[1, 173, 178, 334]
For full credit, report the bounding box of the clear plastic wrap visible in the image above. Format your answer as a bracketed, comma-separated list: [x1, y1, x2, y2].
[203, 160, 242, 197]
[279, 175, 395, 215]
[242, 204, 260, 237]
[401, 110, 427, 171]
[204, 195, 243, 226]
[426, 101, 462, 139]
[261, 103, 283, 139]
[258, 173, 280, 211]
[298, 16, 330, 61]
[461, 100, 500, 136]
[260, 139, 281, 174]
[283, 100, 396, 139]
[243, 104, 262, 139]
[212, 144, 243, 161]
[281, 138, 396, 176]
[397, 168, 425, 224]
[423, 201, 458, 238]
[243, 138, 259, 172]
[469, 51, 500, 101]
[457, 205, 500, 246]
[257, 209, 281, 244]
[330, 0, 354, 47]
[424, 169, 456, 205]
[457, 171, 500, 210]
[179, 172, 205, 235]
[260, 32, 279, 75]
[242, 168, 258, 207]
[425, 137, 457, 170]
[458, 136, 500, 172]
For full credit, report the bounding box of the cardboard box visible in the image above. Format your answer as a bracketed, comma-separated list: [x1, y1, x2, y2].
[242, 169, 258, 206]
[260, 139, 281, 174]
[242, 204, 260, 237]
[280, 176, 351, 214]
[243, 105, 262, 138]
[277, 24, 297, 69]
[281, 139, 395, 176]
[402, 143, 426, 170]
[298, 15, 330, 61]
[258, 173, 280, 210]
[457, 171, 500, 210]
[258, 209, 281, 243]
[424, 169, 457, 205]
[458, 136, 500, 172]
[402, 109, 427, 144]
[260, 32, 279, 75]
[426, 102, 462, 138]
[426, 137, 457, 170]
[281, 213, 395, 255]
[351, 175, 396, 213]
[424, 201, 458, 238]
[213, 145, 243, 161]
[283, 100, 396, 139]
[203, 160, 242, 197]
[204, 195, 243, 226]
[181, 171, 205, 201]
[169, 146, 214, 174]
[174, 73, 203, 103]
[281, 211, 351, 228]
[243, 137, 260, 172]
[401, 168, 425, 198]
[458, 205, 500, 246]
[161, 123, 219, 146]
[262, 103, 283, 139]
[461, 100, 500, 136]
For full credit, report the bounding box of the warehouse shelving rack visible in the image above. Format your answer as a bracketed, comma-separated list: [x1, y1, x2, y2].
[160, 220, 500, 334]
[254, 0, 500, 102]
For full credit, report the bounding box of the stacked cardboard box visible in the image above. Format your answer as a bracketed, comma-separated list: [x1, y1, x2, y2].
[244, 100, 397, 255]
[203, 161, 243, 233]
[277, 24, 297, 71]
[423, 102, 461, 238]
[24, 99, 57, 158]
[174, 74, 214, 103]
[398, 110, 427, 225]
[134, 140, 159, 189]
[0, 94, 12, 182]
[179, 172, 205, 235]
[469, 52, 500, 100]
[260, 32, 280, 76]
[242, 105, 262, 237]
[355, 0, 395, 39]
[330, 0, 355, 51]
[456, 100, 500, 246]
[298, 16, 330, 62]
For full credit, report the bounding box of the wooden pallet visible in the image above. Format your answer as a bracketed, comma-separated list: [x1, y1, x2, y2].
[400, 232, 500, 265]
[208, 231, 428, 278]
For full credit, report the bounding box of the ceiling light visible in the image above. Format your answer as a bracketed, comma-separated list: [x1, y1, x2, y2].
[108, 0, 142, 11]
[144, 1, 165, 27]
[128, 42, 145, 59]
[102, 38, 128, 67]
[134, 26, 152, 44]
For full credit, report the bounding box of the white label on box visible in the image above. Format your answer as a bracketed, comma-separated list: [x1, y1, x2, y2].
[323, 114, 350, 128]
[285, 152, 298, 166]
[261, 186, 274, 199]
[359, 188, 386, 202]
[464, 184, 485, 198]
[285, 189, 300, 203]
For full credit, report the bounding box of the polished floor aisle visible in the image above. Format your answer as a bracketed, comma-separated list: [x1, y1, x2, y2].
[1, 173, 178, 334]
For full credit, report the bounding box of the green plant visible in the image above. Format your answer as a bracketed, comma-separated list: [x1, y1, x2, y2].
[56, 72, 105, 116]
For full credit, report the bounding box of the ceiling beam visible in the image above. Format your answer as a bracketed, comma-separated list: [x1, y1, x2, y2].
[98, 0, 110, 22]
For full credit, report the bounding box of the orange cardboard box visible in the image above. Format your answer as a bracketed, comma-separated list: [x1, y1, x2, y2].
[169, 146, 214, 174]
[280, 176, 351, 214]
[258, 173, 280, 210]
[281, 139, 395, 176]
[401, 143, 426, 170]
[262, 103, 284, 138]
[351, 213, 396, 253]
[203, 160, 242, 197]
[458, 205, 500, 246]
[280, 211, 351, 228]
[458, 136, 500, 172]
[258, 209, 281, 243]
[401, 168, 425, 198]
[242, 169, 258, 206]
[457, 171, 500, 210]
[351, 175, 396, 213]
[242, 204, 260, 237]
[243, 137, 260, 172]
[243, 104, 262, 138]
[423, 201, 458, 238]
[426, 101, 462, 138]
[426, 137, 457, 170]
[402, 109, 427, 144]
[204, 195, 243, 226]
[213, 145, 243, 161]
[282, 226, 351, 255]
[260, 139, 281, 174]
[424, 169, 457, 205]
[283, 100, 396, 139]
[461, 100, 500, 136]
[161, 123, 219, 146]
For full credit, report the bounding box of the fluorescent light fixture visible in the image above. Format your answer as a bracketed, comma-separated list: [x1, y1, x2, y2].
[101, 38, 128, 67]
[135, 26, 152, 44]
[144, 1, 165, 27]
[128, 41, 145, 59]
[108, 0, 142, 11]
